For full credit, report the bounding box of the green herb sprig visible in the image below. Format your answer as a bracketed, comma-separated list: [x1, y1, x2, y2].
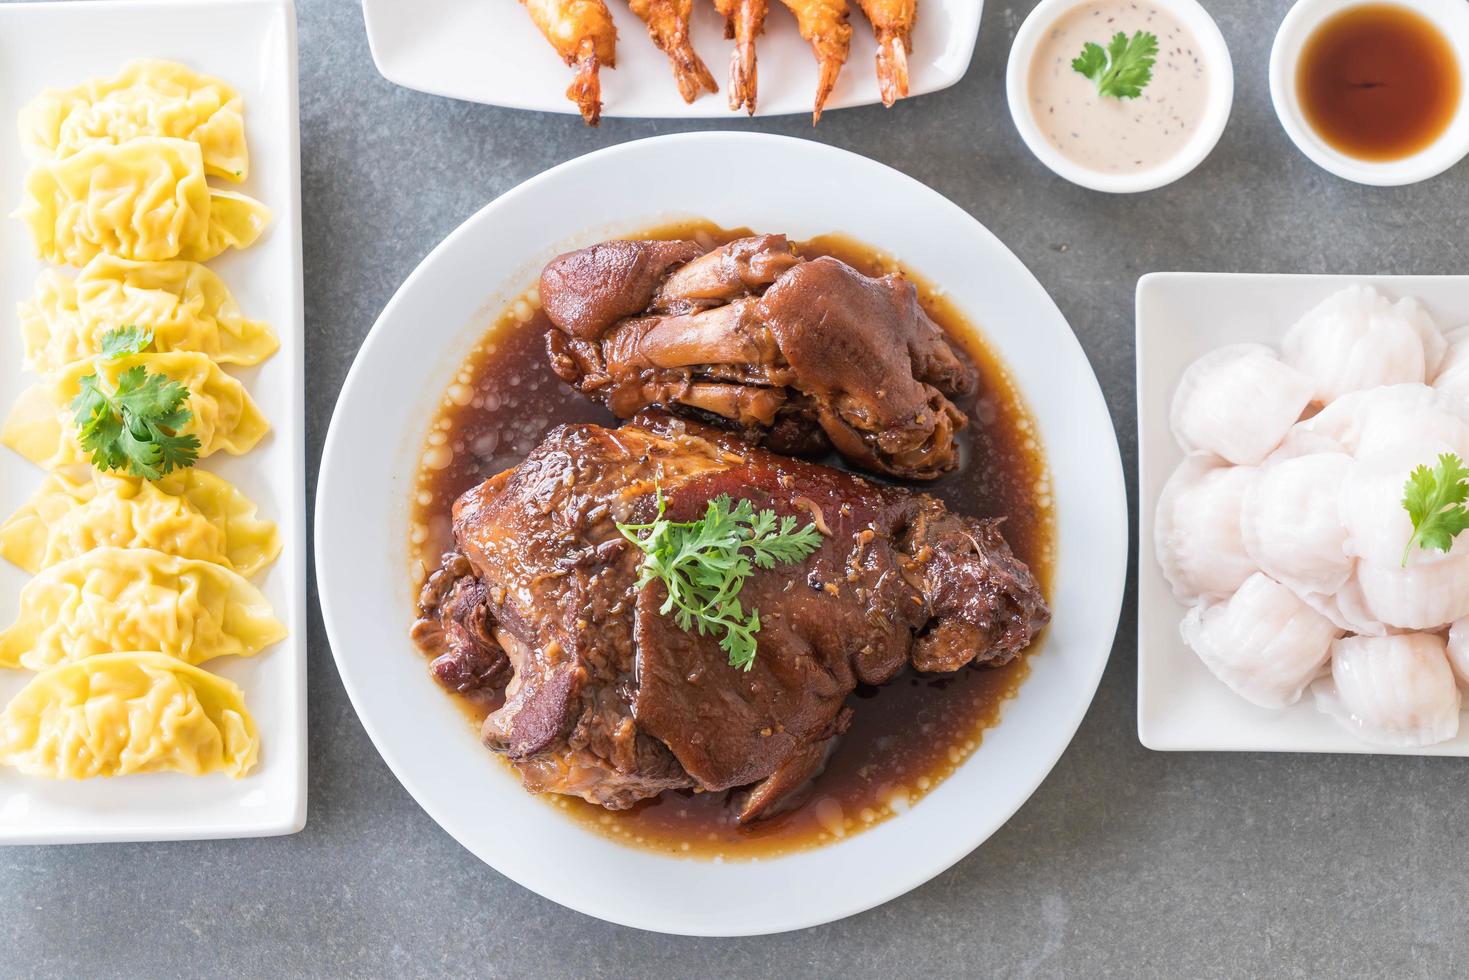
[68, 327, 200, 480]
[1402, 452, 1469, 566]
[1071, 30, 1159, 100]
[616, 491, 823, 671]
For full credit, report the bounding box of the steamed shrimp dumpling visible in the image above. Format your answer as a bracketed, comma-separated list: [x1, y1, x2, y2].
[2, 351, 269, 470]
[1433, 325, 1469, 410]
[0, 548, 285, 671]
[1340, 439, 1469, 629]
[1357, 545, 1469, 631]
[1281, 285, 1446, 403]
[1447, 618, 1469, 691]
[1312, 634, 1460, 747]
[1294, 384, 1469, 461]
[0, 470, 280, 577]
[1181, 573, 1340, 708]
[0, 652, 258, 778]
[1169, 344, 1314, 465]
[1241, 452, 1353, 595]
[1340, 439, 1466, 566]
[1297, 573, 1386, 638]
[1155, 455, 1258, 602]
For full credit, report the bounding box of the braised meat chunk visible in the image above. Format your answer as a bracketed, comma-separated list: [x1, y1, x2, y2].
[415, 415, 1048, 820]
[541, 235, 978, 479]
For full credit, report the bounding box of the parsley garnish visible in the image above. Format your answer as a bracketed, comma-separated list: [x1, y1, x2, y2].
[616, 491, 824, 671]
[68, 327, 200, 480]
[1401, 452, 1469, 566]
[1071, 30, 1158, 100]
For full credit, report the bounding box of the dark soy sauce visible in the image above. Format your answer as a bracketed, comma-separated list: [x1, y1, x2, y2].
[1297, 3, 1461, 162]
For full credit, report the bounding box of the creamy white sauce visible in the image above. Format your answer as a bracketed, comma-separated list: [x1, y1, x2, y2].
[1028, 1, 1210, 174]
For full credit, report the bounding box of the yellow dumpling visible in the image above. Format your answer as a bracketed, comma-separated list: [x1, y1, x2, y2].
[2, 351, 270, 470]
[19, 256, 277, 372]
[19, 59, 248, 181]
[16, 137, 270, 266]
[0, 652, 258, 778]
[0, 548, 285, 671]
[0, 470, 280, 578]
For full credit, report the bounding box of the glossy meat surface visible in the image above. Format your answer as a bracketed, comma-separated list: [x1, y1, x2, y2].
[417, 416, 1048, 818]
[541, 235, 977, 479]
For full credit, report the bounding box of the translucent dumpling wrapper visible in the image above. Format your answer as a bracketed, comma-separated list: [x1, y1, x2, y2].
[1241, 452, 1353, 595]
[1281, 285, 1446, 404]
[1340, 439, 1463, 567]
[18, 59, 248, 181]
[1447, 618, 1469, 692]
[1169, 344, 1314, 465]
[0, 652, 258, 778]
[1287, 384, 1469, 462]
[19, 256, 277, 372]
[0, 548, 285, 671]
[1433, 324, 1469, 409]
[1155, 454, 1259, 603]
[15, 137, 269, 266]
[1356, 545, 1469, 631]
[1180, 573, 1340, 709]
[2, 351, 270, 470]
[1298, 574, 1385, 638]
[1312, 634, 1460, 748]
[0, 470, 280, 578]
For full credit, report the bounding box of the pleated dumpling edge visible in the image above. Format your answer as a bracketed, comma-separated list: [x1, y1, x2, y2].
[0, 547, 285, 671]
[0, 652, 258, 779]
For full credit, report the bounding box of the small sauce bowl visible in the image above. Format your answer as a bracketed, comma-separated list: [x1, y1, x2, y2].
[1006, 0, 1234, 193]
[1270, 0, 1469, 186]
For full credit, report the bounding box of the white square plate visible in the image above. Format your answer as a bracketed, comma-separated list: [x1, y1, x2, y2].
[1137, 272, 1469, 755]
[361, 0, 981, 119]
[0, 0, 306, 842]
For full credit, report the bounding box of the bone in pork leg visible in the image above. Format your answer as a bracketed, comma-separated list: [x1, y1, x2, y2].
[416, 414, 1049, 819]
[540, 235, 977, 479]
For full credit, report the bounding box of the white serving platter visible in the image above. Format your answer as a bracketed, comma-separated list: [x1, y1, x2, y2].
[1137, 272, 1469, 755]
[0, 0, 307, 843]
[361, 0, 982, 119]
[316, 132, 1127, 936]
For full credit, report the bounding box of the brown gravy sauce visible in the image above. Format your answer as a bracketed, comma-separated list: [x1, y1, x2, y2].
[408, 221, 1054, 860]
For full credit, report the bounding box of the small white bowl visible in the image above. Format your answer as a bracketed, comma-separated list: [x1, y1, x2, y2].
[1270, 0, 1469, 186]
[1005, 0, 1234, 193]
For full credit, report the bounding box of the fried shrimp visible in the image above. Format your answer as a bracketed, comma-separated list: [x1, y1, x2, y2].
[519, 0, 618, 124]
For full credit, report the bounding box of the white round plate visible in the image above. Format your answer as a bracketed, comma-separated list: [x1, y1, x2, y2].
[316, 132, 1127, 937]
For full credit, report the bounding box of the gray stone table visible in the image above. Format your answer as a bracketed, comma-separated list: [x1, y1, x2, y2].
[7, 0, 1469, 976]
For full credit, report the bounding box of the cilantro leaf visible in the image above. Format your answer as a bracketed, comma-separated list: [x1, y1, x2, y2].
[66, 357, 199, 480]
[1070, 41, 1109, 83]
[98, 325, 153, 360]
[1401, 452, 1469, 565]
[617, 492, 824, 671]
[1072, 30, 1158, 99]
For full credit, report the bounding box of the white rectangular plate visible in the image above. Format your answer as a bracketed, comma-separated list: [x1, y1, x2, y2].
[0, 0, 306, 842]
[1137, 272, 1469, 755]
[361, 0, 981, 119]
